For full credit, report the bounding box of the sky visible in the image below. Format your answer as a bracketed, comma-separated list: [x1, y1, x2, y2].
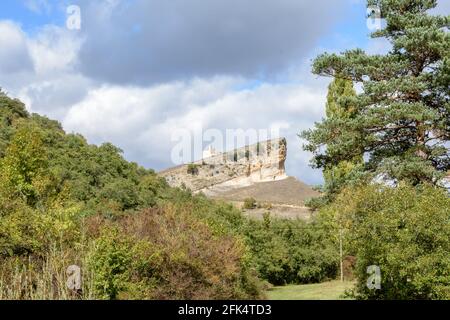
[0, 0, 448, 185]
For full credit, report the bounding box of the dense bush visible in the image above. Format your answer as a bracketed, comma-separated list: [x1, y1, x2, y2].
[243, 215, 339, 285]
[169, 194, 340, 287]
[243, 197, 257, 209]
[324, 183, 450, 299]
[86, 206, 263, 300]
[186, 164, 199, 175]
[0, 92, 265, 299]
[0, 91, 339, 299]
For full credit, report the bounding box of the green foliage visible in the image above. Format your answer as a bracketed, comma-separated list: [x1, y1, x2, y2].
[243, 197, 257, 209]
[0, 124, 49, 206]
[306, 78, 365, 208]
[0, 89, 29, 157]
[186, 163, 199, 175]
[243, 216, 339, 285]
[0, 92, 168, 217]
[302, 0, 449, 186]
[324, 183, 450, 299]
[155, 193, 339, 288]
[325, 78, 357, 119]
[323, 78, 362, 194]
[0, 90, 268, 298]
[0, 123, 75, 256]
[0, 200, 45, 256]
[88, 227, 133, 299]
[86, 206, 263, 300]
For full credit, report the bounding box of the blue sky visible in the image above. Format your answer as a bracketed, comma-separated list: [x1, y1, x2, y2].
[0, 0, 393, 185]
[0, 0, 67, 33]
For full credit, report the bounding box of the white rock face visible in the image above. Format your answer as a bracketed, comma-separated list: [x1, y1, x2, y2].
[159, 138, 287, 192]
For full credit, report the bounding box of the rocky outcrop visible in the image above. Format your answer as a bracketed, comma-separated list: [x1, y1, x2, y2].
[159, 138, 287, 192]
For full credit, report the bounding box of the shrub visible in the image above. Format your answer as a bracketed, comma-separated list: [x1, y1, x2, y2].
[186, 164, 199, 175]
[85, 206, 264, 299]
[243, 198, 257, 210]
[328, 183, 450, 300]
[243, 216, 339, 285]
[0, 243, 96, 300]
[87, 227, 133, 300]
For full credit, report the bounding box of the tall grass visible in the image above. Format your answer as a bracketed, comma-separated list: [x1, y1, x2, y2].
[0, 244, 96, 300]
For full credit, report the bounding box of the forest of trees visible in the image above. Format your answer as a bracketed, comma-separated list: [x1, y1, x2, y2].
[301, 0, 449, 299]
[0, 0, 448, 300]
[0, 90, 341, 299]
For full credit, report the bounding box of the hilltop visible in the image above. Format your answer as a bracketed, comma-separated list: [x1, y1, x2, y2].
[159, 138, 319, 219]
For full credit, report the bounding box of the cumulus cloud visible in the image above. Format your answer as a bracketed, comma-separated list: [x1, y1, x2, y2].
[1, 0, 370, 185]
[62, 78, 327, 184]
[73, 0, 349, 85]
[0, 21, 34, 74]
[0, 21, 91, 118]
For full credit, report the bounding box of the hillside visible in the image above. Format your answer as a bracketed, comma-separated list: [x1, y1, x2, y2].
[209, 176, 319, 206]
[0, 91, 340, 299]
[159, 139, 319, 219]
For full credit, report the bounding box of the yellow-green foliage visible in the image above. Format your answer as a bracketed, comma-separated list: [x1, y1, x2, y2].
[0, 124, 49, 206]
[243, 197, 257, 209]
[87, 227, 134, 300]
[0, 92, 265, 300]
[3, 88, 340, 301]
[0, 125, 77, 256]
[242, 215, 339, 286]
[322, 183, 450, 299]
[0, 244, 97, 300]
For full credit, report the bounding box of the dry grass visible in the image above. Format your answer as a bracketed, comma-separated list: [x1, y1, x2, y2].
[0, 244, 96, 300]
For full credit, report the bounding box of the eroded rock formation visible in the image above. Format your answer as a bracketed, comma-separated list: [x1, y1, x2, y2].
[159, 138, 287, 193]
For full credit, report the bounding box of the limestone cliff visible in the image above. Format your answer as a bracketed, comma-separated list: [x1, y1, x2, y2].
[159, 138, 287, 192]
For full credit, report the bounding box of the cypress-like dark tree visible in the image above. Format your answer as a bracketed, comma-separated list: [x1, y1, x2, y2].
[325, 78, 357, 119]
[322, 78, 363, 201]
[302, 0, 449, 186]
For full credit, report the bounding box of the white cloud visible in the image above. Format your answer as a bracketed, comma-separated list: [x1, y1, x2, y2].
[0, 16, 330, 185]
[0, 17, 331, 185]
[27, 25, 82, 75]
[74, 0, 353, 85]
[0, 21, 91, 118]
[0, 21, 34, 74]
[62, 78, 327, 184]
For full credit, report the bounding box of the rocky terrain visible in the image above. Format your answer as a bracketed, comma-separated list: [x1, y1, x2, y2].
[159, 138, 319, 219]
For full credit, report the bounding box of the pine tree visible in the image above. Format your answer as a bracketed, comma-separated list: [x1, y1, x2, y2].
[302, 0, 449, 186]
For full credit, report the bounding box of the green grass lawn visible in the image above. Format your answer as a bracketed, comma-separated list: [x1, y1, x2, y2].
[266, 280, 355, 300]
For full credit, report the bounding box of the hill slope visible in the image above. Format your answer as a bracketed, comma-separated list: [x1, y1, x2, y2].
[208, 176, 319, 206]
[159, 139, 319, 219]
